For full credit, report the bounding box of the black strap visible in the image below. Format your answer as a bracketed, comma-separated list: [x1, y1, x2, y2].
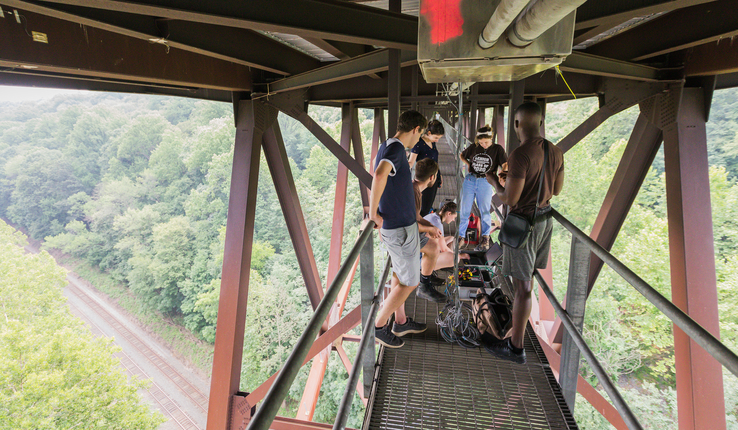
[532, 141, 549, 222]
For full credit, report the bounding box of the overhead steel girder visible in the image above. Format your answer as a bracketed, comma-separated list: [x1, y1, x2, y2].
[1, 0, 321, 76]
[267, 50, 660, 98]
[0, 7, 250, 91]
[575, 0, 716, 30]
[0, 69, 235, 102]
[307, 67, 599, 104]
[35, 0, 418, 50]
[264, 49, 417, 95]
[586, 0, 738, 62]
[684, 40, 738, 77]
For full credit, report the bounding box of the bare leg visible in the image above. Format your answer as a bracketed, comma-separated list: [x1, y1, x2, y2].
[444, 236, 454, 246]
[420, 239, 439, 276]
[434, 251, 471, 270]
[375, 273, 417, 328]
[391, 275, 408, 325]
[510, 276, 533, 349]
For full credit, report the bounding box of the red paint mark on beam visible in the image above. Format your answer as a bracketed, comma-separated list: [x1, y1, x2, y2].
[421, 0, 464, 44]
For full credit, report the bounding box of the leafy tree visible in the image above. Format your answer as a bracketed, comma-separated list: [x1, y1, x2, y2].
[0, 220, 164, 430]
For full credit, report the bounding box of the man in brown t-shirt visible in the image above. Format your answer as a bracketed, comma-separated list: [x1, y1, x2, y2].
[485, 102, 565, 364]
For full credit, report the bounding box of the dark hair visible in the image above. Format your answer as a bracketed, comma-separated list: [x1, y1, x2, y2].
[439, 201, 457, 217]
[514, 101, 543, 117]
[397, 110, 428, 133]
[415, 158, 438, 182]
[475, 124, 494, 145]
[425, 119, 445, 136]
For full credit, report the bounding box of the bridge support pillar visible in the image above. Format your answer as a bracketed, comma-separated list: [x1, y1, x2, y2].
[207, 97, 276, 430]
[506, 80, 525, 154]
[559, 237, 591, 412]
[660, 85, 725, 430]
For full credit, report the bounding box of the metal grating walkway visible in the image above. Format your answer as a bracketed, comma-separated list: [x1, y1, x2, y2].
[363, 286, 578, 430]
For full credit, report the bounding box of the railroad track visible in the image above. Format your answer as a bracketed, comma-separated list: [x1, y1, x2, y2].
[67, 300, 202, 430]
[66, 283, 210, 414]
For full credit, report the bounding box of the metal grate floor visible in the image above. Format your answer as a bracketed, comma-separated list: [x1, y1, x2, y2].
[363, 286, 578, 430]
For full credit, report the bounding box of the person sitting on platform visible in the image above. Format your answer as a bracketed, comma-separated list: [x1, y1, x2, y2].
[408, 119, 445, 217]
[423, 201, 470, 269]
[485, 102, 565, 364]
[370, 110, 444, 349]
[459, 125, 507, 252]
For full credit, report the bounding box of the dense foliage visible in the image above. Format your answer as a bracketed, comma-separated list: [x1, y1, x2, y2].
[1, 88, 738, 428]
[0, 219, 164, 429]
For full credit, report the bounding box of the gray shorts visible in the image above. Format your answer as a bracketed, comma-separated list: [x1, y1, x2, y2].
[381, 223, 421, 287]
[502, 214, 553, 282]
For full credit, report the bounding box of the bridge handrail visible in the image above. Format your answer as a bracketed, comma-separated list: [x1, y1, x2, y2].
[533, 270, 643, 429]
[333, 256, 392, 430]
[551, 208, 738, 379]
[246, 221, 376, 430]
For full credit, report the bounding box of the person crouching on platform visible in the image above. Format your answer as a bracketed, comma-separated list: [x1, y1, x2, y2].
[485, 102, 565, 364]
[423, 201, 470, 269]
[408, 119, 445, 217]
[459, 125, 507, 252]
[370, 111, 445, 349]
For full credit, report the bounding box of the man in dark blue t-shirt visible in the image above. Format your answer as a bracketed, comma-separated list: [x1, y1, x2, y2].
[370, 110, 446, 349]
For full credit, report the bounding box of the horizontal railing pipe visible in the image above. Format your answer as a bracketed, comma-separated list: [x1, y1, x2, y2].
[333, 256, 392, 430]
[534, 271, 643, 430]
[247, 222, 376, 430]
[551, 208, 738, 378]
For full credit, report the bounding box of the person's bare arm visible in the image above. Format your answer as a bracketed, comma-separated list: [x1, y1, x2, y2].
[408, 152, 418, 169]
[486, 172, 525, 207]
[459, 152, 470, 167]
[369, 161, 392, 229]
[553, 164, 565, 196]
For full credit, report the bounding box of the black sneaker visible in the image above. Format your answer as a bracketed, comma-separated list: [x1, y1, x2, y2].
[416, 281, 447, 303]
[392, 317, 427, 337]
[484, 338, 526, 364]
[429, 272, 446, 286]
[375, 324, 404, 348]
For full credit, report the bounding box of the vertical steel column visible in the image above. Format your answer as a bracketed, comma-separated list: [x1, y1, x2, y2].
[559, 237, 591, 412]
[477, 108, 486, 131]
[371, 108, 384, 174]
[411, 65, 419, 112]
[661, 86, 725, 430]
[326, 104, 353, 287]
[387, 0, 401, 135]
[207, 99, 275, 430]
[507, 80, 525, 154]
[351, 105, 370, 208]
[469, 84, 479, 139]
[494, 105, 505, 149]
[537, 98, 547, 136]
[359, 231, 375, 395]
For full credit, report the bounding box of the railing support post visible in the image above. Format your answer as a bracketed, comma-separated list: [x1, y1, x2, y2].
[359, 232, 376, 395]
[559, 236, 591, 411]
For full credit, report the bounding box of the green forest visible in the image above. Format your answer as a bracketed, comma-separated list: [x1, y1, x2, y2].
[1, 87, 738, 429]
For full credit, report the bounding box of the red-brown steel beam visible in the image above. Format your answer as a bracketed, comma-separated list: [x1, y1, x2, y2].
[350, 106, 370, 209]
[586, 0, 738, 62]
[551, 111, 663, 345]
[207, 99, 276, 430]
[506, 80, 525, 154]
[684, 40, 738, 77]
[587, 113, 663, 293]
[0, 7, 250, 91]
[536, 109, 555, 323]
[557, 80, 666, 154]
[494, 106, 505, 149]
[266, 92, 373, 188]
[262, 119, 325, 310]
[243, 305, 362, 408]
[660, 85, 725, 430]
[370, 108, 385, 173]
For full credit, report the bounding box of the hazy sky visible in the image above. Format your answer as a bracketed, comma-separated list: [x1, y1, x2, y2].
[0, 85, 86, 103]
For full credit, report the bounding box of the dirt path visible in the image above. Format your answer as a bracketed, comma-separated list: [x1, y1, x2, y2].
[20, 239, 211, 430]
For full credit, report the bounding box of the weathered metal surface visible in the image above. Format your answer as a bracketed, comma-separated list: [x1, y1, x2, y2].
[364, 287, 578, 430]
[262, 119, 325, 310]
[661, 86, 726, 430]
[208, 100, 276, 430]
[506, 80, 525, 154]
[558, 238, 591, 411]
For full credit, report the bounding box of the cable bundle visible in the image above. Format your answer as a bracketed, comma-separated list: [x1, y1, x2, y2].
[436, 276, 481, 348]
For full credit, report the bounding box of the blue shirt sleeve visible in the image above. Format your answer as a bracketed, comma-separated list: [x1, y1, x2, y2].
[379, 142, 407, 176]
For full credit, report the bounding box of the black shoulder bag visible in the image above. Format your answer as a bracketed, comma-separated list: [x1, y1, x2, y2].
[498, 141, 549, 249]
